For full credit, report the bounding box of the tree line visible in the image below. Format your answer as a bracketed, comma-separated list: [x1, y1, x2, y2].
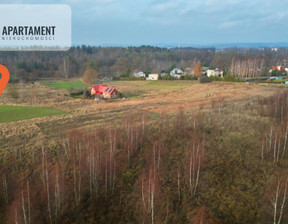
[1, 46, 288, 82]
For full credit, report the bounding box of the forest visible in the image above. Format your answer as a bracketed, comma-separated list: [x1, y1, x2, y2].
[1, 45, 288, 81]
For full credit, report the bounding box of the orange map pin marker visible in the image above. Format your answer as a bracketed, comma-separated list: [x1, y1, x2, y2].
[0, 65, 10, 96]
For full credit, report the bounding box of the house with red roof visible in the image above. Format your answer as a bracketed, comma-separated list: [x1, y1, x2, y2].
[91, 85, 118, 99]
[269, 66, 286, 74]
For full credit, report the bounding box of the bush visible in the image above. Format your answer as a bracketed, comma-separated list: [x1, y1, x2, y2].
[199, 76, 212, 83]
[6, 85, 19, 100]
[70, 90, 84, 97]
[118, 92, 123, 98]
[209, 75, 242, 82]
[118, 77, 146, 81]
[83, 89, 91, 98]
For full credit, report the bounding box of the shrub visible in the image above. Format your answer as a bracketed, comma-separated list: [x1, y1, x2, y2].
[119, 77, 145, 81]
[199, 76, 212, 83]
[70, 90, 84, 97]
[118, 92, 123, 98]
[83, 89, 91, 98]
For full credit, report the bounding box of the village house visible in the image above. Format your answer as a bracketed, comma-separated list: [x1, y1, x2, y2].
[207, 68, 223, 78]
[269, 66, 286, 74]
[202, 66, 209, 75]
[147, 74, 159, 80]
[170, 68, 184, 76]
[91, 85, 118, 99]
[184, 67, 193, 76]
[170, 68, 184, 79]
[132, 69, 146, 78]
[160, 70, 167, 77]
[173, 74, 182, 80]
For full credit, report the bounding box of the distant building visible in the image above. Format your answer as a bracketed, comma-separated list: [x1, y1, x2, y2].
[170, 68, 184, 79]
[91, 85, 108, 95]
[269, 66, 286, 74]
[91, 85, 118, 99]
[133, 69, 146, 78]
[173, 74, 182, 80]
[100, 77, 112, 82]
[207, 68, 223, 77]
[102, 87, 118, 99]
[184, 67, 193, 75]
[170, 68, 184, 76]
[147, 74, 159, 80]
[202, 66, 209, 75]
[160, 71, 167, 77]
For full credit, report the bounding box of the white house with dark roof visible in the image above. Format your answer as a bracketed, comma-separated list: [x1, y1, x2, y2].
[170, 68, 184, 76]
[133, 69, 146, 78]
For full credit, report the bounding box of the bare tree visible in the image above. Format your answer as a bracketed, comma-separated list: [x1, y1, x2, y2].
[269, 177, 288, 224]
[63, 56, 70, 79]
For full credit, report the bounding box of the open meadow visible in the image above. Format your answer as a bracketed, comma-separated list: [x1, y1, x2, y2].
[0, 80, 282, 142]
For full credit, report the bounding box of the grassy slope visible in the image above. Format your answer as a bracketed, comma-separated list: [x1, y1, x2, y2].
[40, 80, 88, 90]
[111, 80, 194, 97]
[0, 105, 66, 123]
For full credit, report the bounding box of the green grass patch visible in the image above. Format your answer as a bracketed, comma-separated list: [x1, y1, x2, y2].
[0, 105, 66, 123]
[40, 80, 88, 90]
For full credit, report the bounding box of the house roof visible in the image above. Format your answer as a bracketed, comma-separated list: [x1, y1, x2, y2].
[270, 66, 286, 73]
[103, 87, 117, 95]
[91, 85, 108, 94]
[170, 68, 184, 74]
[133, 69, 144, 74]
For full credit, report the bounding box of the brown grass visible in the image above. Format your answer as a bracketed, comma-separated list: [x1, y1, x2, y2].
[0, 81, 285, 152]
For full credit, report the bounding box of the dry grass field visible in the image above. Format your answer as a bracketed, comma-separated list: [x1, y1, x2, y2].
[2, 79, 288, 223]
[0, 80, 285, 151]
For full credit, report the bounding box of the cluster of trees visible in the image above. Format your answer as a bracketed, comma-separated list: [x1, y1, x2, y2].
[2, 90, 288, 223]
[228, 57, 265, 78]
[1, 46, 288, 82]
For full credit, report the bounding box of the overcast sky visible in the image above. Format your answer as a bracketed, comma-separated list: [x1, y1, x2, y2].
[2, 0, 288, 46]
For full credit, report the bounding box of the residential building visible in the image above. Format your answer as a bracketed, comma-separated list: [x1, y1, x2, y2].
[170, 68, 184, 76]
[91, 85, 118, 99]
[133, 69, 146, 78]
[147, 74, 159, 80]
[269, 66, 286, 74]
[207, 68, 223, 77]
